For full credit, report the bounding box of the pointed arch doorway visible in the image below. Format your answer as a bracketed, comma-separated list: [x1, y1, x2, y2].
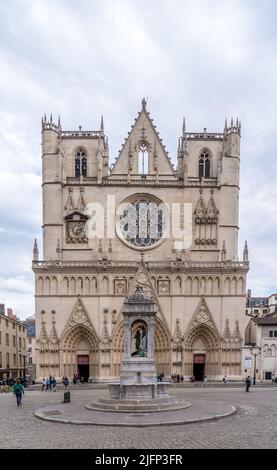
[184, 325, 220, 380]
[61, 325, 99, 380]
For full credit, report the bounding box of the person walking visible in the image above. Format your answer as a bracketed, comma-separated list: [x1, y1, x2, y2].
[41, 378, 46, 392]
[46, 377, 50, 391]
[223, 376, 227, 385]
[13, 379, 24, 407]
[49, 376, 53, 391]
[245, 376, 251, 392]
[202, 375, 208, 387]
[63, 376, 69, 389]
[52, 377, 57, 392]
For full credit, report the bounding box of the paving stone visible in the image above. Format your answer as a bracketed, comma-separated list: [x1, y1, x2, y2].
[1, 387, 277, 448]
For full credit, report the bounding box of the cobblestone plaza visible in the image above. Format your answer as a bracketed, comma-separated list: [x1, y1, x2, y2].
[1, 387, 277, 449]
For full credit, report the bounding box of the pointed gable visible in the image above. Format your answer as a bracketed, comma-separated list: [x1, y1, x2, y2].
[186, 297, 219, 336]
[61, 297, 98, 339]
[49, 323, 60, 351]
[37, 322, 49, 351]
[172, 318, 183, 346]
[206, 189, 218, 220]
[195, 189, 206, 221]
[111, 99, 176, 177]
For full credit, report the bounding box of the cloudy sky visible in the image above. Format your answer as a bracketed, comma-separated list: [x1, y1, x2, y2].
[0, 0, 276, 319]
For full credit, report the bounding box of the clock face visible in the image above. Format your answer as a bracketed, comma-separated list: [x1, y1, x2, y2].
[118, 197, 166, 249]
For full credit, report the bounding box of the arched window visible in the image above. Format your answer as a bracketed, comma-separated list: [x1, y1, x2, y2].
[75, 149, 87, 177]
[138, 144, 149, 174]
[199, 150, 211, 178]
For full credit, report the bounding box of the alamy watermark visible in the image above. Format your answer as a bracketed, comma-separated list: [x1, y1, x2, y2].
[83, 195, 193, 249]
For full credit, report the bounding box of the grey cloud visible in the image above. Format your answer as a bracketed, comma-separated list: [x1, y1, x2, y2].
[0, 0, 276, 317]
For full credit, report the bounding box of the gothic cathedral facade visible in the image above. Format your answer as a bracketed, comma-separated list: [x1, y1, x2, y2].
[33, 100, 249, 381]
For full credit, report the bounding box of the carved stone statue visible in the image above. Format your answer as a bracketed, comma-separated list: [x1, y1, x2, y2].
[139, 326, 147, 356]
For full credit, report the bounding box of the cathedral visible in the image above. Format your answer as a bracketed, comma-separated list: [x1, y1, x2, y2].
[33, 99, 249, 381]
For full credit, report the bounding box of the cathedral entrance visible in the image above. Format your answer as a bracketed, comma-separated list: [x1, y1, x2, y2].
[77, 355, 89, 382]
[193, 354, 205, 381]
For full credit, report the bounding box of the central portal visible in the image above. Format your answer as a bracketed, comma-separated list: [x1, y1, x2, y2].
[193, 354, 205, 381]
[77, 355, 89, 382]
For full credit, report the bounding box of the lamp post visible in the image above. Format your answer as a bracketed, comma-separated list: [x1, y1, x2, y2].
[250, 345, 261, 385]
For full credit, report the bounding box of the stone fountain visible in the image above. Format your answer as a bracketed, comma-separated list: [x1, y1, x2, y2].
[87, 287, 186, 412]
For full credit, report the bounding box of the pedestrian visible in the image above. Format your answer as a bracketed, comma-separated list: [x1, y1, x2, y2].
[52, 377, 57, 392]
[49, 376, 53, 391]
[177, 374, 180, 383]
[63, 376, 69, 389]
[13, 378, 24, 407]
[41, 378, 46, 391]
[245, 376, 251, 392]
[46, 377, 50, 391]
[223, 376, 227, 385]
[202, 375, 208, 387]
[271, 374, 275, 384]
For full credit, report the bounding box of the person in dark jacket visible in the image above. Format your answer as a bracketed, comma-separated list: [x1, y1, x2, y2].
[13, 379, 24, 407]
[245, 376, 251, 392]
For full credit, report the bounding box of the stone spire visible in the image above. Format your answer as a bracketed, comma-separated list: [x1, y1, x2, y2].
[98, 239, 103, 260]
[100, 115, 104, 134]
[182, 117, 186, 137]
[56, 239, 61, 260]
[108, 239, 113, 260]
[243, 240, 249, 263]
[33, 239, 39, 261]
[221, 240, 226, 262]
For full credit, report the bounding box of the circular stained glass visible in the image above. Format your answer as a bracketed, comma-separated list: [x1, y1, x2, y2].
[119, 198, 166, 248]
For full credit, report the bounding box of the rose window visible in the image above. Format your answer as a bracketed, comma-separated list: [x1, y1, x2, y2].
[119, 199, 166, 248]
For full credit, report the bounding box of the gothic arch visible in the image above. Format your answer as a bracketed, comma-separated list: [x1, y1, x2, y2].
[197, 147, 213, 178]
[52, 276, 58, 295]
[84, 277, 90, 295]
[174, 276, 182, 294]
[184, 324, 220, 351]
[70, 277, 76, 295]
[183, 324, 220, 378]
[231, 277, 238, 295]
[207, 277, 213, 295]
[102, 276, 109, 294]
[62, 324, 98, 352]
[77, 277, 83, 295]
[61, 324, 99, 378]
[214, 277, 220, 295]
[224, 277, 231, 295]
[200, 277, 206, 295]
[192, 277, 200, 295]
[238, 277, 244, 295]
[38, 277, 44, 295]
[63, 277, 69, 295]
[45, 277, 51, 295]
[186, 276, 192, 294]
[91, 277, 97, 294]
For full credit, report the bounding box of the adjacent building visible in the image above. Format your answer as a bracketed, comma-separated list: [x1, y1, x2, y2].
[33, 100, 249, 382]
[0, 307, 28, 380]
[246, 290, 277, 318]
[245, 312, 277, 381]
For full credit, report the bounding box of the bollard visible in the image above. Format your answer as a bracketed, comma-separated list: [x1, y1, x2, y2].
[63, 390, 71, 403]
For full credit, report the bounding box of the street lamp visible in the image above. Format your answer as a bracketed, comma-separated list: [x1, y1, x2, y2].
[250, 345, 261, 385]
